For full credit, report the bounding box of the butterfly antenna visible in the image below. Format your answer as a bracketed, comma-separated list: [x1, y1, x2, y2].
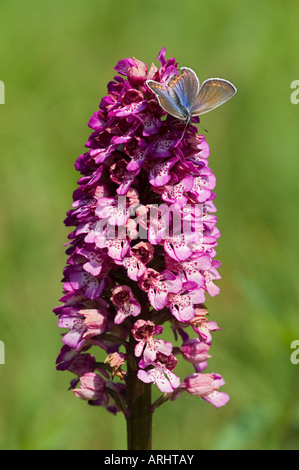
[199, 122, 208, 133]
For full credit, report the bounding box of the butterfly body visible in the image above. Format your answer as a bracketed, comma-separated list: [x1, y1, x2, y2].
[146, 67, 236, 124]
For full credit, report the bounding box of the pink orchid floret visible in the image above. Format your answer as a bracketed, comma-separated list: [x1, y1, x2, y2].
[59, 307, 108, 350]
[132, 320, 162, 353]
[111, 285, 141, 324]
[180, 338, 211, 365]
[180, 373, 230, 409]
[168, 282, 206, 322]
[132, 319, 171, 364]
[137, 352, 180, 394]
[54, 47, 229, 415]
[73, 372, 106, 401]
[73, 372, 126, 414]
[138, 268, 182, 310]
[170, 372, 229, 409]
[190, 308, 221, 344]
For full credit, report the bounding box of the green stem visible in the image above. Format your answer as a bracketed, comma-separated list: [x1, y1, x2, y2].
[126, 334, 152, 450]
[151, 393, 171, 412]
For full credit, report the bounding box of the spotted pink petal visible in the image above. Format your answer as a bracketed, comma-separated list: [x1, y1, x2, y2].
[122, 255, 147, 281]
[141, 113, 162, 136]
[149, 156, 178, 187]
[127, 146, 147, 171]
[169, 287, 206, 322]
[110, 101, 147, 117]
[148, 135, 179, 159]
[137, 366, 180, 393]
[162, 175, 194, 207]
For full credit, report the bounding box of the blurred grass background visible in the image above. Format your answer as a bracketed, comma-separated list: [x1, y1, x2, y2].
[1, 0, 299, 450]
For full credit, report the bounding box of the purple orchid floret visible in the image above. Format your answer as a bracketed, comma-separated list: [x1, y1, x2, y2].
[54, 48, 229, 415]
[111, 285, 141, 324]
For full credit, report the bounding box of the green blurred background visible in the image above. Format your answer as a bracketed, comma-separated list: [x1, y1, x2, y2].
[1, 0, 299, 450]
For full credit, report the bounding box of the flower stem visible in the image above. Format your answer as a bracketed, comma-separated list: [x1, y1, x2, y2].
[126, 334, 152, 450]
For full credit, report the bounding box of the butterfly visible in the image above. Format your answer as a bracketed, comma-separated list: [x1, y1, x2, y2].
[146, 67, 237, 125]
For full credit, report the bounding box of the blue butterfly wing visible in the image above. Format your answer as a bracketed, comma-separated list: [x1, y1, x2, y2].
[168, 67, 200, 110]
[190, 78, 237, 116]
[146, 80, 186, 120]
